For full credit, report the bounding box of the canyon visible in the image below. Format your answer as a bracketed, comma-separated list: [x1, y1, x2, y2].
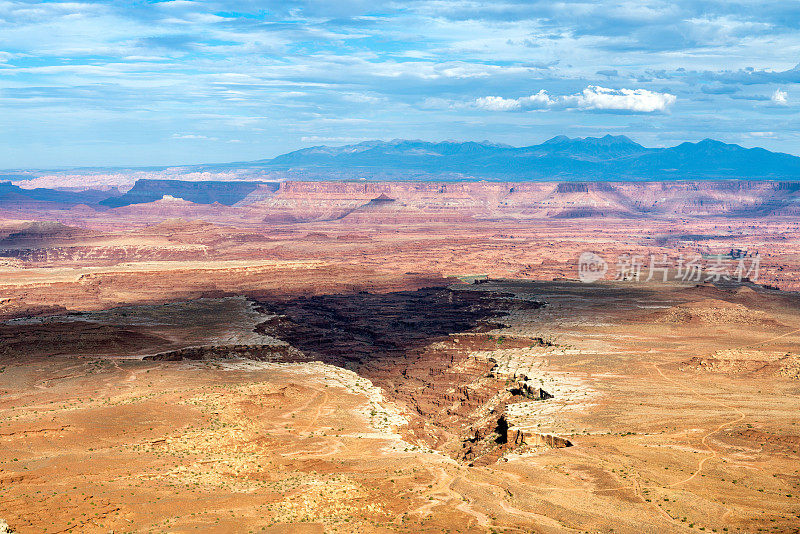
[1, 179, 800, 532]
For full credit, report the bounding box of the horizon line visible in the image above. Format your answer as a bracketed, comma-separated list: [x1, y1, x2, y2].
[3, 134, 799, 172]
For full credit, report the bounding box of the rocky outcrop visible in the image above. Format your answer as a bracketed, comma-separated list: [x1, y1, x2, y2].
[459, 414, 515, 466]
[143, 344, 300, 362]
[0, 322, 172, 359]
[253, 287, 558, 463]
[0, 245, 209, 263]
[0, 181, 115, 208]
[0, 221, 94, 246]
[100, 179, 277, 207]
[243, 179, 800, 221]
[524, 433, 573, 448]
[458, 413, 571, 466]
[650, 299, 784, 327]
[509, 379, 553, 400]
[0, 298, 67, 322]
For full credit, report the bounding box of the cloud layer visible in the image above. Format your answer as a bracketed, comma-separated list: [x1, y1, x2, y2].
[0, 1, 797, 166]
[475, 87, 676, 113]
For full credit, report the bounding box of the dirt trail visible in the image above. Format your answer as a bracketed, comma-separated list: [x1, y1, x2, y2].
[737, 326, 800, 350]
[301, 390, 329, 434]
[653, 363, 745, 487]
[652, 325, 800, 486]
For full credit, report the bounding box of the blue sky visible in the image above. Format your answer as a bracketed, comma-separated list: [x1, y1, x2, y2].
[0, 0, 798, 167]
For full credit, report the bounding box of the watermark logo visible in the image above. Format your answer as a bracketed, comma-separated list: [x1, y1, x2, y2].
[578, 252, 608, 283]
[577, 251, 761, 284]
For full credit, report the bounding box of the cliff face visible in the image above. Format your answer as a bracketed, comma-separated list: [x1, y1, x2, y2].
[100, 179, 278, 207]
[253, 287, 559, 464]
[240, 180, 800, 222]
[0, 181, 118, 207]
[7, 178, 800, 220]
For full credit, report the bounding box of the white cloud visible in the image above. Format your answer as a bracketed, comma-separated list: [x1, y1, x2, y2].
[0, 0, 795, 166]
[474, 95, 524, 111]
[568, 86, 676, 112]
[771, 89, 788, 105]
[475, 90, 553, 111]
[171, 133, 217, 140]
[474, 86, 676, 113]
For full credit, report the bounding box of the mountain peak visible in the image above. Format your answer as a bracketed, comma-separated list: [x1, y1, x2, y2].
[541, 134, 640, 147]
[542, 135, 571, 145]
[606, 134, 635, 143]
[587, 134, 639, 145]
[697, 138, 726, 145]
[680, 138, 738, 152]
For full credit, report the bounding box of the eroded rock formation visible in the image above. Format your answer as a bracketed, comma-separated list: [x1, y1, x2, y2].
[251, 287, 560, 463]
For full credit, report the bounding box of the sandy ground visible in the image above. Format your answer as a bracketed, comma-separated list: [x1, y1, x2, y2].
[2, 198, 800, 532]
[2, 281, 800, 533]
[2, 214, 800, 320]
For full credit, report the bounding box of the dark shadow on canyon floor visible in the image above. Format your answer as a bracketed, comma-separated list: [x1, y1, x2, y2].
[253, 286, 550, 458]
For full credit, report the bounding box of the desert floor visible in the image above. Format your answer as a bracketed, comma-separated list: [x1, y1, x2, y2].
[2, 280, 800, 533]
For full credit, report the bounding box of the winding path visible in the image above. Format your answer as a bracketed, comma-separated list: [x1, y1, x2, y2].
[652, 324, 800, 485]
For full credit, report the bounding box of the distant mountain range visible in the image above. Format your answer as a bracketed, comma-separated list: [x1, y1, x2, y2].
[2, 136, 800, 210]
[7, 135, 800, 183]
[242, 135, 800, 181]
